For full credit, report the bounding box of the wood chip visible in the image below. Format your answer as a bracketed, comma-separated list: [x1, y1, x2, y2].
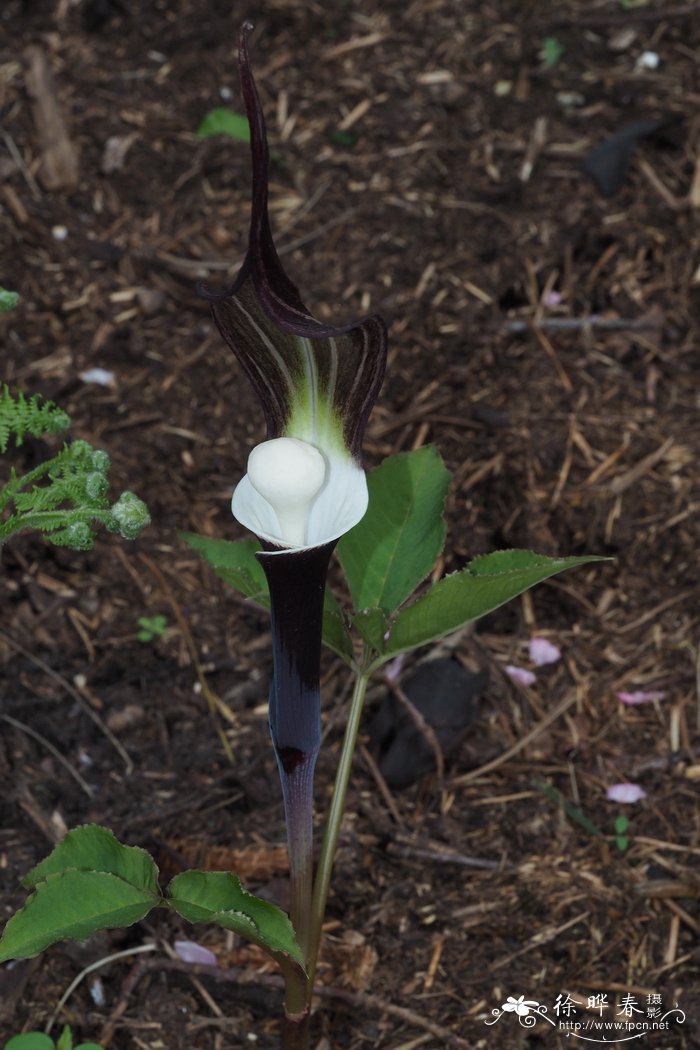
[24, 45, 78, 191]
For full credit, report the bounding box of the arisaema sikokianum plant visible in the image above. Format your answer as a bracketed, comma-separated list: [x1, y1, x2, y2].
[0, 26, 606, 1050]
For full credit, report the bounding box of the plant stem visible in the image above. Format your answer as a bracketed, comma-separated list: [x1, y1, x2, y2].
[305, 664, 371, 997]
[279, 958, 310, 1048]
[281, 1009, 310, 1050]
[279, 750, 317, 962]
[0, 454, 63, 515]
[276, 750, 316, 1046]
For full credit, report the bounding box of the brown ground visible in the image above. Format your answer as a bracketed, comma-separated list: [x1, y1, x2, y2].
[1, 1, 699, 1048]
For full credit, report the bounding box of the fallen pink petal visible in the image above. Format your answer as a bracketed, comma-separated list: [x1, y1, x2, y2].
[606, 783, 647, 804]
[174, 940, 218, 966]
[383, 653, 407, 683]
[505, 665, 537, 687]
[529, 637, 561, 666]
[616, 690, 666, 706]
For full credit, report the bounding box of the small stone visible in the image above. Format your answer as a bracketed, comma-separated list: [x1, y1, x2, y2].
[608, 27, 638, 52]
[80, 367, 116, 387]
[101, 134, 136, 175]
[556, 91, 586, 108]
[106, 703, 145, 732]
[136, 287, 166, 315]
[635, 51, 659, 71]
[427, 79, 466, 106]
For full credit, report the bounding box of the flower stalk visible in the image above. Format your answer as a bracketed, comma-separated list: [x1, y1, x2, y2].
[306, 661, 371, 998]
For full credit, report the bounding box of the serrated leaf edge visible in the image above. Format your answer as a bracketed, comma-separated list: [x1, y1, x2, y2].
[0, 870, 158, 962]
[22, 823, 160, 892]
[468, 549, 608, 577]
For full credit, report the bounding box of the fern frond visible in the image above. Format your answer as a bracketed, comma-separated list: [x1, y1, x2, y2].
[1, 390, 150, 550]
[12, 444, 110, 514]
[0, 287, 19, 313]
[0, 385, 71, 453]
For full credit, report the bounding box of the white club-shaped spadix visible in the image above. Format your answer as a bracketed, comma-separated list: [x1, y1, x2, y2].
[232, 436, 369, 550]
[247, 438, 325, 547]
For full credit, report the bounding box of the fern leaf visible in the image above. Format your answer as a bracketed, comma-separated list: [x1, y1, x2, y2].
[0, 287, 19, 313]
[0, 385, 71, 453]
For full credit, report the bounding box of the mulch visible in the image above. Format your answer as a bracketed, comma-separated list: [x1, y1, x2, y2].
[1, 1, 699, 1047]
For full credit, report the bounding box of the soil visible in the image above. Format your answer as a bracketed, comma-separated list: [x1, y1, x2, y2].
[1, 2, 699, 1048]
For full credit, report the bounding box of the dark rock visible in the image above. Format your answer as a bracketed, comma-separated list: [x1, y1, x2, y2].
[369, 659, 486, 788]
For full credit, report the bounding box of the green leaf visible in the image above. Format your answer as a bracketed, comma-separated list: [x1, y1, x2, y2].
[536, 779, 602, 837]
[0, 870, 158, 962]
[541, 36, 564, 68]
[167, 870, 303, 969]
[196, 108, 250, 142]
[352, 608, 387, 653]
[180, 533, 268, 601]
[137, 614, 168, 642]
[383, 551, 607, 659]
[180, 532, 352, 661]
[337, 448, 450, 614]
[56, 1026, 72, 1050]
[4, 1035, 55, 1050]
[22, 825, 160, 895]
[322, 593, 353, 661]
[0, 287, 20, 313]
[328, 129, 358, 148]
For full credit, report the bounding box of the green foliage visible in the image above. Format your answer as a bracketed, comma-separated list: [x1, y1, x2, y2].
[0, 385, 70, 454]
[196, 108, 250, 142]
[614, 814, 631, 852]
[0, 287, 20, 313]
[23, 825, 160, 893]
[4, 1025, 104, 1049]
[0, 390, 150, 550]
[0, 825, 301, 970]
[183, 448, 606, 672]
[536, 780, 603, 838]
[328, 129, 358, 149]
[180, 534, 268, 600]
[179, 532, 353, 660]
[337, 446, 450, 614]
[0, 447, 605, 979]
[0, 870, 152, 959]
[137, 614, 169, 642]
[1, 827, 160, 960]
[351, 607, 387, 651]
[168, 870, 304, 968]
[540, 36, 564, 68]
[4, 1035, 55, 1050]
[378, 550, 607, 664]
